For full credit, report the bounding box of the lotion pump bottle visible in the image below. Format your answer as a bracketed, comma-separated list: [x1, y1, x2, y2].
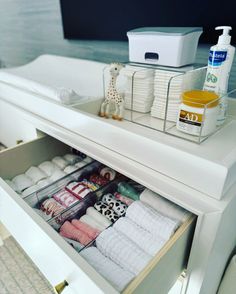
[203, 26, 235, 125]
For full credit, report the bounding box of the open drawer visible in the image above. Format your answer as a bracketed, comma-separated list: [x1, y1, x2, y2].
[0, 134, 196, 294]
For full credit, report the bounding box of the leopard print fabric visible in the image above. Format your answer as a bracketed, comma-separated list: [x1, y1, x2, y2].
[94, 201, 119, 223]
[102, 193, 127, 217]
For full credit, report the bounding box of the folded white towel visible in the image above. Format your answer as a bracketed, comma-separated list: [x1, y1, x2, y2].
[113, 217, 166, 256]
[63, 237, 84, 252]
[37, 178, 53, 189]
[52, 156, 69, 169]
[49, 169, 67, 182]
[12, 174, 34, 192]
[0, 71, 81, 104]
[80, 214, 106, 232]
[25, 166, 47, 184]
[63, 154, 82, 165]
[5, 180, 18, 192]
[126, 201, 180, 241]
[74, 161, 87, 169]
[21, 185, 39, 197]
[96, 227, 152, 275]
[83, 156, 93, 164]
[140, 189, 190, 223]
[86, 207, 112, 228]
[64, 165, 78, 174]
[80, 247, 135, 291]
[38, 161, 59, 176]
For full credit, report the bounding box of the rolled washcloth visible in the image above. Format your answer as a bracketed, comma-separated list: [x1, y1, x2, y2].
[52, 156, 69, 169]
[80, 215, 106, 232]
[12, 174, 34, 192]
[80, 247, 135, 292]
[25, 166, 47, 184]
[113, 217, 166, 256]
[86, 207, 112, 228]
[64, 165, 78, 174]
[59, 221, 92, 245]
[140, 188, 190, 222]
[126, 201, 180, 241]
[0, 71, 81, 104]
[71, 219, 100, 239]
[63, 154, 82, 165]
[96, 227, 152, 275]
[38, 161, 59, 176]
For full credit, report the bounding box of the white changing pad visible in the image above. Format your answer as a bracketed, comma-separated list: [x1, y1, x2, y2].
[0, 54, 107, 103]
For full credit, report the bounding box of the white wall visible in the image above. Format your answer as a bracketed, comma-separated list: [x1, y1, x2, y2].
[0, 0, 235, 89]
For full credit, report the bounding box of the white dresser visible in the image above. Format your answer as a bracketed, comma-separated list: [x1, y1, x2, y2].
[0, 55, 236, 294]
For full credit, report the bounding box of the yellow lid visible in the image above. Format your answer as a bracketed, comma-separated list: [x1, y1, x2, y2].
[182, 90, 219, 108]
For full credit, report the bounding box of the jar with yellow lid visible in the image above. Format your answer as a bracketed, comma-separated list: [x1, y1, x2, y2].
[176, 90, 219, 136]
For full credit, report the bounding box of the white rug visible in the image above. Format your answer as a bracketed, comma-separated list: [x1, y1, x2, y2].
[0, 237, 54, 294]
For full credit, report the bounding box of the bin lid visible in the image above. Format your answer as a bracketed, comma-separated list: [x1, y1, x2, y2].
[127, 27, 203, 36]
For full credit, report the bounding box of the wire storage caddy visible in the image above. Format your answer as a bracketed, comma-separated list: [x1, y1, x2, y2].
[102, 62, 236, 144]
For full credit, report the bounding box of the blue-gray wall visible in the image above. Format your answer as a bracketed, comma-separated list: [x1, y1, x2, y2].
[0, 0, 235, 90]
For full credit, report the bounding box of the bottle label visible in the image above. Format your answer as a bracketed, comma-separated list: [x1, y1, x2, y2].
[178, 109, 203, 135]
[208, 50, 227, 66]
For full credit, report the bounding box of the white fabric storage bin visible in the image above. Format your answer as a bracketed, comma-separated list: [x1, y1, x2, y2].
[127, 27, 203, 67]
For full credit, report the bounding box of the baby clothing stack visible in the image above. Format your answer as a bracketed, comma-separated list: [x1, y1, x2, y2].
[151, 70, 184, 122]
[80, 196, 187, 291]
[123, 66, 155, 113]
[5, 153, 92, 198]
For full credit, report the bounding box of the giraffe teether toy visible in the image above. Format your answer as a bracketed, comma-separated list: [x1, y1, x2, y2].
[99, 63, 124, 120]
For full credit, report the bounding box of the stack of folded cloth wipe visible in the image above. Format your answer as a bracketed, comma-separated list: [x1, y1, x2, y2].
[81, 247, 135, 292]
[140, 188, 191, 223]
[79, 189, 183, 291]
[5, 153, 93, 198]
[151, 70, 184, 122]
[37, 167, 116, 221]
[122, 66, 155, 113]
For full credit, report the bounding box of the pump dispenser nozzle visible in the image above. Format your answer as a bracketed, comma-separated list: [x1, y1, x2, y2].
[215, 26, 232, 45]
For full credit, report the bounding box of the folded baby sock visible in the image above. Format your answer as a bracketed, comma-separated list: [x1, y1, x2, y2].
[74, 161, 87, 169]
[53, 188, 79, 208]
[126, 201, 180, 241]
[60, 221, 92, 245]
[66, 181, 92, 199]
[140, 188, 190, 222]
[71, 219, 100, 239]
[80, 247, 135, 292]
[40, 198, 65, 218]
[37, 178, 53, 189]
[96, 227, 152, 275]
[25, 166, 47, 184]
[86, 207, 112, 228]
[83, 156, 93, 164]
[114, 217, 166, 256]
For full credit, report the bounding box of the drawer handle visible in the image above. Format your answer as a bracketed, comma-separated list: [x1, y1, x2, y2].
[54, 280, 68, 294]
